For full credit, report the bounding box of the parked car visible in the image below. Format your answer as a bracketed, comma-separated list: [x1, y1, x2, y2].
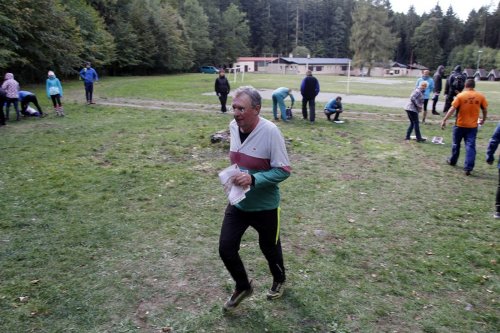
[200, 66, 219, 74]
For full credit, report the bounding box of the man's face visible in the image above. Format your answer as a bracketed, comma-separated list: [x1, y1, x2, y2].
[232, 94, 260, 132]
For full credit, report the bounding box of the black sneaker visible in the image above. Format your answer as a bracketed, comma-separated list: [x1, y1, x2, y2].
[465, 170, 471, 176]
[266, 281, 285, 300]
[432, 111, 440, 115]
[223, 280, 254, 311]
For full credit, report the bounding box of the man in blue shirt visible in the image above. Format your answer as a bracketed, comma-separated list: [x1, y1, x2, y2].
[324, 96, 344, 123]
[79, 62, 99, 105]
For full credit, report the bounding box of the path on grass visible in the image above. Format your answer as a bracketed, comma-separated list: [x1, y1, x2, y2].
[80, 92, 499, 123]
[90, 96, 441, 123]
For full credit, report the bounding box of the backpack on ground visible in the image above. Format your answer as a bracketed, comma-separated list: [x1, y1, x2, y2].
[286, 107, 293, 120]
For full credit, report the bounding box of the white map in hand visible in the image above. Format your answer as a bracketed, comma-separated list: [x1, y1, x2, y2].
[218, 164, 250, 205]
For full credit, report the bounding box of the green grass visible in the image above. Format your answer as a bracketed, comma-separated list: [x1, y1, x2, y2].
[1, 74, 499, 333]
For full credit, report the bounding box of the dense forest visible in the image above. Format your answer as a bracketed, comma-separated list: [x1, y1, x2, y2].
[1, 0, 499, 82]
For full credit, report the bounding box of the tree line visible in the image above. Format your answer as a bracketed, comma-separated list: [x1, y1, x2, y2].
[1, 0, 498, 82]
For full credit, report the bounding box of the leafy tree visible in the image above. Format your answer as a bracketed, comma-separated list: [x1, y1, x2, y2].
[180, 0, 213, 67]
[150, 1, 193, 72]
[63, 0, 116, 68]
[291, 46, 311, 57]
[440, 6, 462, 63]
[218, 4, 250, 65]
[411, 18, 443, 70]
[350, 0, 398, 75]
[449, 45, 498, 70]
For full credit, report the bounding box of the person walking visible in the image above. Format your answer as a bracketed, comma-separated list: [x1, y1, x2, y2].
[19, 91, 44, 117]
[486, 122, 500, 218]
[214, 69, 231, 113]
[431, 65, 445, 115]
[46, 71, 65, 116]
[1, 73, 21, 121]
[272, 87, 295, 121]
[79, 62, 99, 104]
[300, 70, 320, 123]
[443, 65, 466, 114]
[441, 79, 488, 175]
[404, 81, 427, 142]
[415, 70, 434, 123]
[219, 86, 291, 311]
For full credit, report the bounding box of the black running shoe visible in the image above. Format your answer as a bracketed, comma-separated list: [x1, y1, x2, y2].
[266, 281, 285, 300]
[223, 280, 254, 311]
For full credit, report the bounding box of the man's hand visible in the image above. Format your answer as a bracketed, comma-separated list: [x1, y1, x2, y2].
[440, 120, 446, 130]
[233, 172, 252, 187]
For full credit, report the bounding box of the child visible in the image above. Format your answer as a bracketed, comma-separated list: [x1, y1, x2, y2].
[46, 71, 64, 116]
[1, 73, 21, 121]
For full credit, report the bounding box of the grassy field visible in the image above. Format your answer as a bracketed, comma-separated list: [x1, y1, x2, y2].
[1, 74, 498, 333]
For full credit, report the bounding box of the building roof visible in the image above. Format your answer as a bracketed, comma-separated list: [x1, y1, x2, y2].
[236, 57, 278, 62]
[391, 62, 407, 68]
[488, 69, 500, 77]
[275, 57, 352, 65]
[474, 69, 488, 78]
[407, 63, 428, 70]
[463, 69, 475, 78]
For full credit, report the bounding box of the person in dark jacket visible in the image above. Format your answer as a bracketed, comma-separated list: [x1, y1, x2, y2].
[214, 69, 230, 112]
[443, 65, 466, 114]
[431, 65, 445, 115]
[300, 70, 320, 123]
[486, 122, 500, 218]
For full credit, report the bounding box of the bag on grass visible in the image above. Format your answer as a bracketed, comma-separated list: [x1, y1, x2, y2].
[286, 107, 293, 120]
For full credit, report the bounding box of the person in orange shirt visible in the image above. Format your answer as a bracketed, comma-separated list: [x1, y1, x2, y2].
[441, 79, 488, 175]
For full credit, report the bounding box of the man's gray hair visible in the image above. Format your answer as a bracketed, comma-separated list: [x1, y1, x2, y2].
[234, 86, 262, 108]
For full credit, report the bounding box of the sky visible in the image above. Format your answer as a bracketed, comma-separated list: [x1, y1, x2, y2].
[389, 0, 496, 21]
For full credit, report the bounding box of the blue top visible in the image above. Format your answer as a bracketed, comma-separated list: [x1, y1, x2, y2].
[486, 122, 500, 169]
[324, 99, 342, 112]
[272, 87, 295, 105]
[80, 67, 99, 83]
[46, 77, 63, 97]
[18, 91, 34, 101]
[416, 76, 435, 99]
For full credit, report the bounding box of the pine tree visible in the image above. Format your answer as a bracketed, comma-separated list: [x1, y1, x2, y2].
[349, 0, 398, 75]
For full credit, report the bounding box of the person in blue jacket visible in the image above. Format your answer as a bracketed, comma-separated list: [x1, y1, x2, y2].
[486, 122, 500, 218]
[79, 62, 99, 104]
[324, 96, 344, 123]
[272, 87, 294, 121]
[300, 70, 320, 123]
[46, 71, 64, 116]
[415, 70, 434, 123]
[19, 91, 44, 117]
